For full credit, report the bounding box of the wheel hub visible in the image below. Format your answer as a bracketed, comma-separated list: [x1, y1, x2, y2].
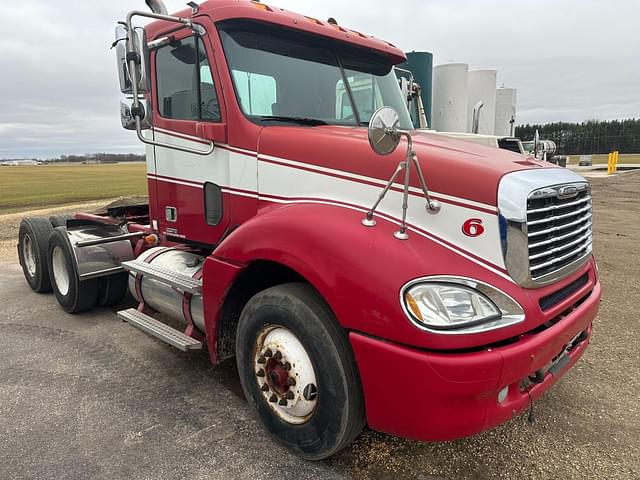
[22, 234, 36, 277]
[266, 358, 290, 395]
[254, 326, 318, 424]
[51, 245, 70, 296]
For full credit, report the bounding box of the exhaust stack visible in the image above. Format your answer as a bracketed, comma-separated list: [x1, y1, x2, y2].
[145, 0, 168, 15]
[471, 101, 484, 134]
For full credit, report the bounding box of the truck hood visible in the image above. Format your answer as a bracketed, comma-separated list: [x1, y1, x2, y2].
[257, 125, 553, 207]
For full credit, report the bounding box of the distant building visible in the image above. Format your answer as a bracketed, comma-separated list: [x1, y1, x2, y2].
[0, 159, 40, 166]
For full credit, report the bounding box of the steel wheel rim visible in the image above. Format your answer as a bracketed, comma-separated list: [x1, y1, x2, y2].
[51, 246, 70, 296]
[254, 325, 318, 424]
[22, 234, 37, 277]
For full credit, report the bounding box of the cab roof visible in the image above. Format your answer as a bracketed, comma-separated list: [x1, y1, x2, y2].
[145, 0, 407, 65]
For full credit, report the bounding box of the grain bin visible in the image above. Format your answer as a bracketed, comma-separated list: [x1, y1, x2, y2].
[467, 70, 497, 135]
[399, 51, 434, 128]
[495, 87, 517, 136]
[432, 63, 469, 133]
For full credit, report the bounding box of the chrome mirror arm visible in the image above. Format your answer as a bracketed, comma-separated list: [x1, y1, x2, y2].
[124, 10, 214, 156]
[361, 161, 406, 227]
[406, 134, 441, 215]
[394, 132, 441, 240]
[362, 129, 441, 240]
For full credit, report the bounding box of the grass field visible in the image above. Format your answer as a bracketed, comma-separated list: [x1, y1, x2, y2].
[569, 153, 640, 165]
[0, 163, 147, 214]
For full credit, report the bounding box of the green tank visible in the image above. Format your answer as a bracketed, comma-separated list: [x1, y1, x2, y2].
[399, 51, 433, 129]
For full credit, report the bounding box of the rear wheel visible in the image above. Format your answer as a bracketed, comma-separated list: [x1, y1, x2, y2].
[49, 214, 72, 228]
[236, 283, 365, 460]
[17, 217, 54, 293]
[48, 227, 98, 313]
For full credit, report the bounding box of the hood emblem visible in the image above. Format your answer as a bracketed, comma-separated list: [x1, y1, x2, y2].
[557, 185, 579, 199]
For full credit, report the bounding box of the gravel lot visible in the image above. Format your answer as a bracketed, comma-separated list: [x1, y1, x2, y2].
[0, 173, 638, 479]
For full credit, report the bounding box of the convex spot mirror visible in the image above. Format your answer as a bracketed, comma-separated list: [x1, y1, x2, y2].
[120, 99, 152, 131]
[368, 106, 402, 156]
[115, 25, 151, 95]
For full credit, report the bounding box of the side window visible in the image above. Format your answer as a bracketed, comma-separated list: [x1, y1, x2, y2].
[156, 36, 221, 121]
[336, 73, 384, 123]
[231, 71, 277, 116]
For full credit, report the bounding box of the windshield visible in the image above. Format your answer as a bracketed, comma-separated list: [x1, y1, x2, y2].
[218, 20, 413, 129]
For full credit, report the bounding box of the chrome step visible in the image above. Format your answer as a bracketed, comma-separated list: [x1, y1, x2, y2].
[117, 308, 203, 351]
[122, 259, 202, 294]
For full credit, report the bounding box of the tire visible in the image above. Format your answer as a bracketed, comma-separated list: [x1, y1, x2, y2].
[236, 283, 365, 460]
[47, 227, 99, 314]
[49, 214, 72, 228]
[97, 272, 130, 307]
[17, 217, 54, 293]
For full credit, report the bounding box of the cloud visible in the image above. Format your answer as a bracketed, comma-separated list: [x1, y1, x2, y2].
[1, 0, 637, 158]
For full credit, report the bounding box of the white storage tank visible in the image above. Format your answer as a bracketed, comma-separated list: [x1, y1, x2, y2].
[495, 87, 517, 136]
[432, 63, 469, 133]
[467, 69, 497, 135]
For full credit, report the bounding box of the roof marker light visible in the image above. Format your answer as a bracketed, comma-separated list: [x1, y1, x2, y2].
[251, 1, 272, 12]
[305, 16, 324, 26]
[350, 29, 368, 38]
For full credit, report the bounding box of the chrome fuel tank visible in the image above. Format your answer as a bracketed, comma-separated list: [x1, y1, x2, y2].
[128, 247, 205, 331]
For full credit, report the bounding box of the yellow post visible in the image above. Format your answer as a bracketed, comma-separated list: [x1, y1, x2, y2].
[614, 151, 619, 174]
[607, 153, 613, 175]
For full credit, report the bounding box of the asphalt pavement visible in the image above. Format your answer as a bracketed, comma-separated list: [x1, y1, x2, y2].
[1, 172, 639, 480]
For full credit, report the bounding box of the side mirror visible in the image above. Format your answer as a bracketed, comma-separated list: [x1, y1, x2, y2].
[120, 99, 152, 130]
[368, 107, 401, 156]
[363, 106, 441, 236]
[115, 25, 151, 95]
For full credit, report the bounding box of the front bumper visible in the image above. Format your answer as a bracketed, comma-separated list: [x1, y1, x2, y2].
[350, 280, 601, 442]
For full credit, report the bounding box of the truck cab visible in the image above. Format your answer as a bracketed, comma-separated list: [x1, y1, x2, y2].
[17, 0, 601, 460]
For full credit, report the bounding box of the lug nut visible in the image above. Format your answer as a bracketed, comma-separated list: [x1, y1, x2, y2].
[303, 383, 318, 401]
[278, 398, 288, 406]
[287, 377, 296, 386]
[264, 349, 273, 358]
[257, 355, 266, 365]
[285, 391, 295, 400]
[261, 384, 270, 392]
[274, 351, 282, 361]
[284, 362, 292, 371]
[269, 394, 277, 403]
[256, 369, 265, 377]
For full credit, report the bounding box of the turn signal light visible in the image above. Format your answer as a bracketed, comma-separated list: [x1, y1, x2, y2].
[404, 293, 423, 321]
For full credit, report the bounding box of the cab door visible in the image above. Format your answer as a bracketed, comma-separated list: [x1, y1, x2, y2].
[150, 29, 233, 247]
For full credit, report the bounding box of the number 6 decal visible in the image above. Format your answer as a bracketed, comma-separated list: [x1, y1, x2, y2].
[462, 218, 485, 237]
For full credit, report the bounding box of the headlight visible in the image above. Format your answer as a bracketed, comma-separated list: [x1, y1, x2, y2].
[401, 276, 525, 334]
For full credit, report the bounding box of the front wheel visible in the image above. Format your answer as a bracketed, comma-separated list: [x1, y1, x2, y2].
[236, 283, 365, 460]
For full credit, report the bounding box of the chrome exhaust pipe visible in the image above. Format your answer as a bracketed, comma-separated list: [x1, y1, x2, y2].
[471, 101, 484, 134]
[145, 0, 168, 15]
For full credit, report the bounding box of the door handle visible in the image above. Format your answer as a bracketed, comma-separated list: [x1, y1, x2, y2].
[196, 122, 227, 144]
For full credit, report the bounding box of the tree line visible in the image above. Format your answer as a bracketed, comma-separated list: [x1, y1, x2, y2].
[47, 153, 145, 164]
[515, 118, 640, 155]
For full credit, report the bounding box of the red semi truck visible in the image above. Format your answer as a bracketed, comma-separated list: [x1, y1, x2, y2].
[17, 0, 600, 459]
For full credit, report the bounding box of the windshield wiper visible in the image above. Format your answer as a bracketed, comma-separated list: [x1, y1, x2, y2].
[258, 116, 328, 126]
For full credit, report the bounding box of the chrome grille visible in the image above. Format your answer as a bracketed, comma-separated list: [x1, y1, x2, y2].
[526, 183, 593, 280]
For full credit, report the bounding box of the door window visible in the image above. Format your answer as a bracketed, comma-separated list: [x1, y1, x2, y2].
[156, 36, 221, 121]
[231, 71, 276, 116]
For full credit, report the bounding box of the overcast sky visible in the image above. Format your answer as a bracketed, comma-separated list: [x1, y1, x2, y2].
[0, 0, 638, 159]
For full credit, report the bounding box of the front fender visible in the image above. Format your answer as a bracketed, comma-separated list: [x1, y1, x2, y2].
[212, 202, 531, 350]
